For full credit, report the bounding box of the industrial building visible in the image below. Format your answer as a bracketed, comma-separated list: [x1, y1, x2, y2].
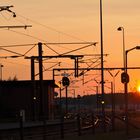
[0, 80, 58, 121]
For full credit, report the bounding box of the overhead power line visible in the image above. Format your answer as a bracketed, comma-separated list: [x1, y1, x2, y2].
[59, 43, 97, 55]
[0, 44, 36, 48]
[5, 29, 46, 42]
[0, 47, 24, 56]
[0, 42, 95, 48]
[17, 13, 88, 42]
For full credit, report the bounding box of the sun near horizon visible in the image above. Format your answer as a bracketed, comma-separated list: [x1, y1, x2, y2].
[137, 85, 140, 93]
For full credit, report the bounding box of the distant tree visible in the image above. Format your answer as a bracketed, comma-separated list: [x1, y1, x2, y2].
[7, 77, 12, 81]
[7, 75, 18, 81]
[13, 75, 18, 81]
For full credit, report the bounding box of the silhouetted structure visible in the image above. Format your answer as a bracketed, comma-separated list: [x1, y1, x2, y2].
[0, 80, 58, 121]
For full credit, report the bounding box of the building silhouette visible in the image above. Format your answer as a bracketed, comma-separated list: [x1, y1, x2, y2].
[0, 80, 58, 121]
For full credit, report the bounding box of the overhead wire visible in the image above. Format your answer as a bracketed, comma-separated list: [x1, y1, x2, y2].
[0, 11, 49, 44]
[1, 12, 99, 57]
[0, 43, 36, 48]
[79, 58, 101, 75]
[4, 28, 47, 42]
[17, 13, 87, 42]
[43, 44, 60, 55]
[0, 12, 102, 80]
[1, 29, 95, 56]
[0, 12, 12, 21]
[23, 44, 36, 56]
[0, 44, 37, 58]
[35, 62, 61, 77]
[0, 47, 24, 56]
[1, 59, 29, 67]
[15, 13, 99, 55]
[59, 43, 97, 55]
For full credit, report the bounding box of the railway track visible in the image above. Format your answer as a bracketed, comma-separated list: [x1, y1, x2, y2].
[0, 117, 95, 140]
[1, 113, 139, 140]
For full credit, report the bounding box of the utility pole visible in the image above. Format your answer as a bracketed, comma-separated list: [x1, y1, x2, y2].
[31, 57, 35, 81]
[65, 86, 68, 114]
[74, 57, 79, 77]
[38, 42, 44, 119]
[99, 0, 106, 132]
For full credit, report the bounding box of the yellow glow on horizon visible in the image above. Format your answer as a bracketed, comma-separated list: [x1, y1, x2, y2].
[137, 85, 140, 93]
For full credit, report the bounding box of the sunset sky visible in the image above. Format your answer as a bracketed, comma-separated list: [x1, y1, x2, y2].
[0, 0, 140, 95]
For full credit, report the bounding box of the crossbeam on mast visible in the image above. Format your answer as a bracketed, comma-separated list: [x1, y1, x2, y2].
[0, 25, 32, 29]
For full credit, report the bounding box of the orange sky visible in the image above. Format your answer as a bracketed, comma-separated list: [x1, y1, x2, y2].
[0, 0, 140, 95]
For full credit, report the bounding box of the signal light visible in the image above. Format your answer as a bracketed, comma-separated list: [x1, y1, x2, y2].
[121, 72, 129, 83]
[62, 76, 70, 87]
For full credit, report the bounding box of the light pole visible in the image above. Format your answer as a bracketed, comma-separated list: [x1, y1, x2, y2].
[117, 26, 125, 68]
[99, 0, 106, 132]
[117, 26, 128, 134]
[125, 46, 140, 134]
[59, 81, 62, 116]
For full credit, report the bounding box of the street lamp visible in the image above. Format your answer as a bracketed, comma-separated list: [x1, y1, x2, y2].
[117, 26, 125, 68]
[124, 46, 140, 134]
[126, 46, 140, 64]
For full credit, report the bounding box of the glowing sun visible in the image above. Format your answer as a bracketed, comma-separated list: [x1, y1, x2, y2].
[137, 85, 140, 92]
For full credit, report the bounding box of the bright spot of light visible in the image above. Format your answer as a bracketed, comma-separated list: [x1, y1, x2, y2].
[137, 85, 140, 93]
[101, 101, 105, 104]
